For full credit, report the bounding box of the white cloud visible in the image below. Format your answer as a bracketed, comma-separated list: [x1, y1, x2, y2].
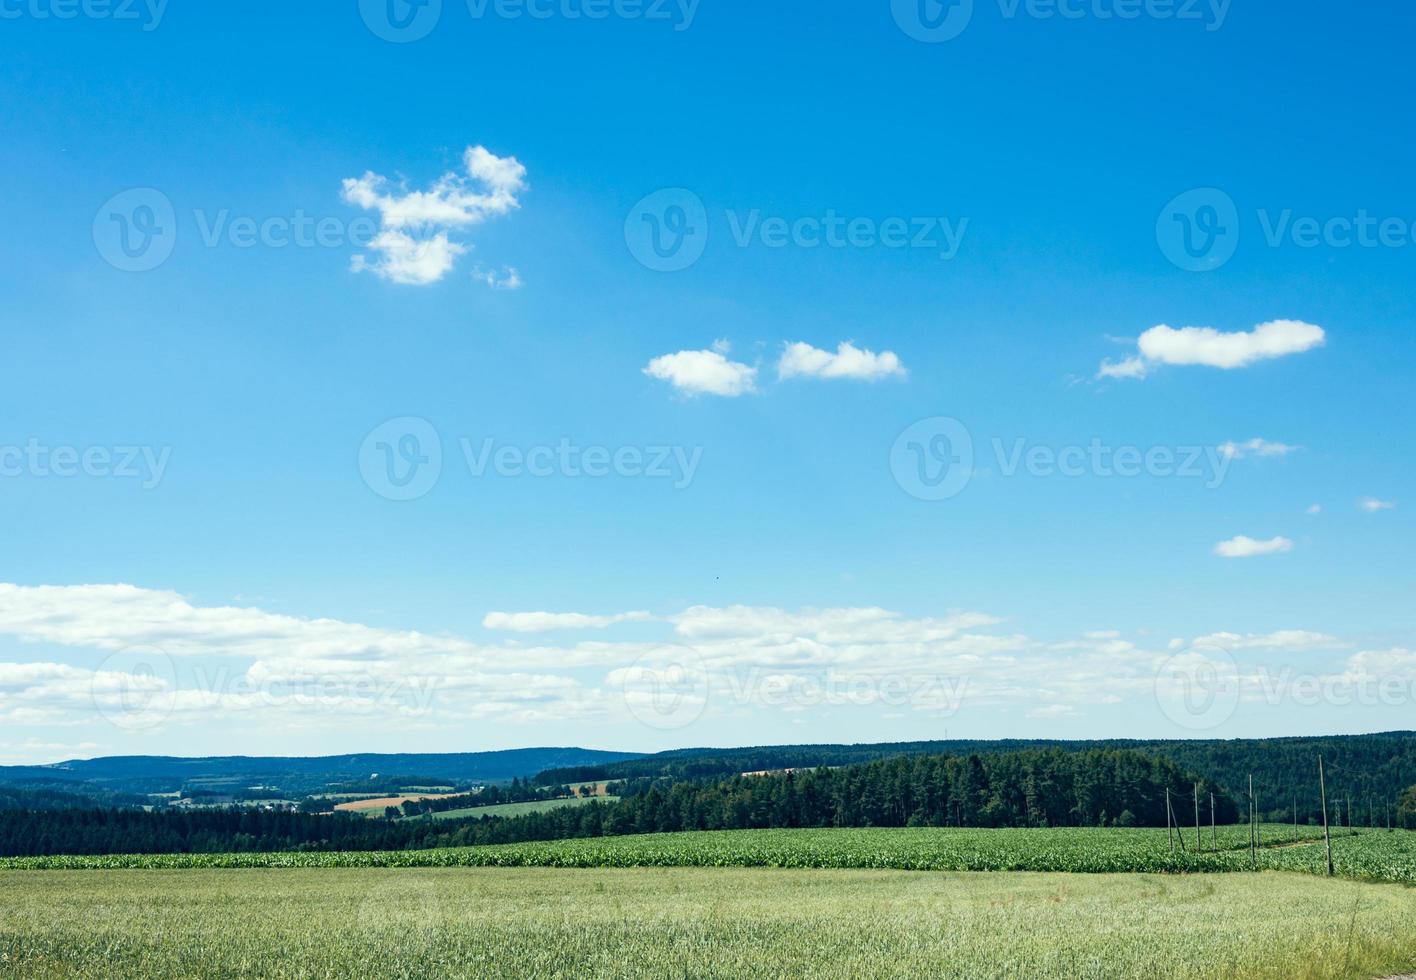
[777, 341, 906, 382]
[1191, 630, 1343, 651]
[342, 145, 526, 286]
[1219, 438, 1300, 460]
[472, 265, 523, 290]
[1307, 504, 1322, 515]
[483, 611, 652, 632]
[1096, 355, 1149, 380]
[4, 584, 1406, 753]
[1213, 535, 1295, 558]
[351, 231, 465, 286]
[1359, 497, 1395, 512]
[1098, 319, 1324, 380]
[643, 348, 757, 397]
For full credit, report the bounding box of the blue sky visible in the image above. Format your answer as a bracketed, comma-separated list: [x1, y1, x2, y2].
[1, 1, 1413, 763]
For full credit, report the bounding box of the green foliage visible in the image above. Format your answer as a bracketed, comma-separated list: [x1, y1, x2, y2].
[11, 825, 1416, 884]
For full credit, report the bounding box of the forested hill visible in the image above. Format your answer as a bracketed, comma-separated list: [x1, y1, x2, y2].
[0, 747, 642, 795]
[0, 748, 1235, 857]
[537, 733, 1416, 817]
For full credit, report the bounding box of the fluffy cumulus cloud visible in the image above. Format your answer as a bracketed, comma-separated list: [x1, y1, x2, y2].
[643, 347, 757, 397]
[1099, 319, 1324, 380]
[2, 583, 1405, 761]
[342, 145, 526, 285]
[777, 341, 906, 381]
[1213, 535, 1295, 558]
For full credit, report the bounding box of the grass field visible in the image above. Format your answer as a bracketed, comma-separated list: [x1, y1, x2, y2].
[418, 795, 619, 821]
[2, 866, 1414, 978]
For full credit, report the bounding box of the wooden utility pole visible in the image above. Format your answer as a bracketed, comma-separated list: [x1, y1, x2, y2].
[1249, 774, 1257, 867]
[1318, 756, 1334, 877]
[1166, 787, 1174, 853]
[1194, 783, 1201, 852]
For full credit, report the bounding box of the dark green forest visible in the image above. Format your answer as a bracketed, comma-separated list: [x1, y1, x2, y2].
[541, 732, 1416, 820]
[1, 748, 1233, 857]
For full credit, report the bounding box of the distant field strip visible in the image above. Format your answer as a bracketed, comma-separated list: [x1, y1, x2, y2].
[3, 867, 1414, 979]
[420, 796, 618, 821]
[333, 793, 460, 814]
[8, 826, 1415, 883]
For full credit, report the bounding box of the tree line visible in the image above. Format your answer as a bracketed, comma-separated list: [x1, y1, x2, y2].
[0, 748, 1242, 856]
[539, 732, 1416, 820]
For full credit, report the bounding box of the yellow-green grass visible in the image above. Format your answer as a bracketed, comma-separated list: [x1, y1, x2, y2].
[417, 795, 619, 821]
[2, 866, 1414, 979]
[566, 779, 613, 796]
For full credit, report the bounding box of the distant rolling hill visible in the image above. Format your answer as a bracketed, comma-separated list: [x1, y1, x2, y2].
[0, 747, 643, 796]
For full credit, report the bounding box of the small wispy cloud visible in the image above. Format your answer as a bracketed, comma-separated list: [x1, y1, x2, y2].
[472, 265, 523, 290]
[1359, 497, 1395, 512]
[1219, 438, 1300, 460]
[1214, 535, 1294, 558]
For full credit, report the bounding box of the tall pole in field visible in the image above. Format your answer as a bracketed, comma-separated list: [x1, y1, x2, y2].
[1211, 793, 1216, 849]
[1167, 787, 1174, 853]
[1318, 756, 1334, 877]
[1251, 776, 1263, 866]
[1194, 783, 1201, 852]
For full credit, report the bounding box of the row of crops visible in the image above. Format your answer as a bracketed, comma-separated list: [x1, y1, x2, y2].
[6, 824, 1414, 882]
